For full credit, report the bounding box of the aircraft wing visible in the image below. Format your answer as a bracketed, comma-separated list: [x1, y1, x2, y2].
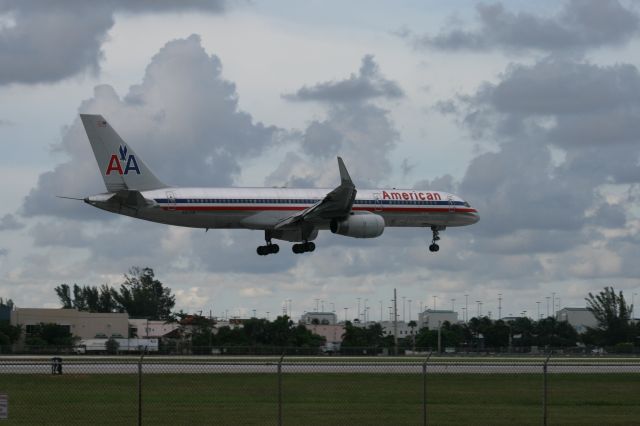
[275, 157, 357, 229]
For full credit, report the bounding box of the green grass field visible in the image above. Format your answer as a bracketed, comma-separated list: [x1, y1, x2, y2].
[1, 373, 639, 425]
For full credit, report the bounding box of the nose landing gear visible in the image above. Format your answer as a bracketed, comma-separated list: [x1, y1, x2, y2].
[429, 226, 442, 253]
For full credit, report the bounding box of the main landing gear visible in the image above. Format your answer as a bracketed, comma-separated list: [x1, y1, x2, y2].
[257, 231, 279, 256]
[292, 241, 315, 254]
[429, 226, 441, 253]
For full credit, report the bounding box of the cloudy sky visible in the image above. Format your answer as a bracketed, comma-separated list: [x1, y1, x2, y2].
[1, 0, 639, 322]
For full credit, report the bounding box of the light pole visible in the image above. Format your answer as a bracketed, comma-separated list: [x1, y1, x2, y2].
[633, 293, 638, 322]
[380, 300, 383, 322]
[465, 294, 469, 322]
[498, 293, 502, 320]
[315, 299, 320, 312]
[546, 296, 550, 318]
[476, 300, 481, 318]
[537, 301, 541, 320]
[408, 299, 412, 322]
[357, 298, 361, 322]
[288, 299, 292, 317]
[552, 292, 556, 318]
[461, 307, 467, 323]
[402, 296, 406, 322]
[451, 298, 456, 312]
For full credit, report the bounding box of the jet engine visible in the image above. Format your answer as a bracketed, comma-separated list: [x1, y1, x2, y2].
[330, 212, 385, 238]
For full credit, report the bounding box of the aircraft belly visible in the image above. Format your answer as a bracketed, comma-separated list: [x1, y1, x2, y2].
[381, 211, 449, 227]
[141, 209, 249, 229]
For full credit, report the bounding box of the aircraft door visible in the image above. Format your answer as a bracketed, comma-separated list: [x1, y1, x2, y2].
[447, 195, 455, 213]
[166, 191, 176, 211]
[373, 193, 383, 212]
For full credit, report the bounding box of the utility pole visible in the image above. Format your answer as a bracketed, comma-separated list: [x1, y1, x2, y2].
[393, 289, 398, 355]
[498, 293, 502, 320]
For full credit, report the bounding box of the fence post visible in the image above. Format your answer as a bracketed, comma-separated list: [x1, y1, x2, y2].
[542, 353, 551, 426]
[138, 350, 146, 426]
[423, 351, 433, 426]
[278, 353, 285, 426]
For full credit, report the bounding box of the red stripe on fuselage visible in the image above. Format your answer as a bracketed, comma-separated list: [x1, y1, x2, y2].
[159, 205, 478, 214]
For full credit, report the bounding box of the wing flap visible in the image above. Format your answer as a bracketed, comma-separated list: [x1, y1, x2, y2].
[275, 157, 356, 229]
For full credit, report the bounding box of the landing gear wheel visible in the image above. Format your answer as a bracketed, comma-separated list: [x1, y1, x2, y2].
[429, 226, 442, 253]
[257, 231, 280, 256]
[292, 242, 316, 254]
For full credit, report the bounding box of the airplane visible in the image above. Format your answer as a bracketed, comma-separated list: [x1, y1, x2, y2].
[77, 114, 479, 255]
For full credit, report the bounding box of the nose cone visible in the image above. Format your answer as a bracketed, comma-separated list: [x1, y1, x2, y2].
[470, 210, 480, 224]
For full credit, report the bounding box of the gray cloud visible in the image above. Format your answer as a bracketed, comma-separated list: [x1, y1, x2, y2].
[0, 213, 24, 231]
[0, 0, 227, 85]
[23, 35, 278, 219]
[283, 55, 404, 104]
[408, 0, 639, 53]
[445, 56, 640, 261]
[270, 56, 401, 189]
[0, 248, 7, 256]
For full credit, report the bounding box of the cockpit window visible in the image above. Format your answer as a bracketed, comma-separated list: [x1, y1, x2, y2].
[464, 201, 470, 207]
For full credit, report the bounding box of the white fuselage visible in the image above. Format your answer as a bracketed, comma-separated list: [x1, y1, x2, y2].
[87, 187, 479, 232]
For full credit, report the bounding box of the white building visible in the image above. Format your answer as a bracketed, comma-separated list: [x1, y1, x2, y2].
[556, 308, 598, 333]
[418, 310, 458, 330]
[379, 321, 416, 338]
[129, 318, 180, 338]
[301, 312, 337, 325]
[304, 324, 345, 344]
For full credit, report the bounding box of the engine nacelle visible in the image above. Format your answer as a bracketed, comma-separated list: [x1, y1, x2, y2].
[330, 212, 385, 238]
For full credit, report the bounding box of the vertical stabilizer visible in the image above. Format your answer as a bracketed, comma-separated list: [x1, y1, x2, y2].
[80, 114, 166, 192]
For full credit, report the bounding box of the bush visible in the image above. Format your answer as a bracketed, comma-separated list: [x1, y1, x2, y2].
[105, 337, 120, 354]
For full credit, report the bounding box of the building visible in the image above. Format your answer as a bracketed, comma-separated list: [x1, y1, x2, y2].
[11, 308, 129, 342]
[301, 312, 337, 325]
[556, 307, 598, 333]
[129, 318, 180, 338]
[379, 320, 414, 338]
[418, 309, 458, 330]
[304, 324, 345, 345]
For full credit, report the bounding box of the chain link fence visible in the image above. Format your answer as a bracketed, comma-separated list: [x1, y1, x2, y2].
[0, 355, 639, 425]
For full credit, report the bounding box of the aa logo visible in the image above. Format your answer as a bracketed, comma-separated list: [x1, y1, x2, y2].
[106, 145, 140, 175]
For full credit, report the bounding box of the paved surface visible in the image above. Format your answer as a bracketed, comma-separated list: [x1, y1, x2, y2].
[1, 361, 639, 374]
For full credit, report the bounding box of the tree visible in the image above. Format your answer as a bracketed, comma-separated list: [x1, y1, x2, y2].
[25, 323, 75, 347]
[54, 267, 175, 320]
[112, 267, 175, 320]
[0, 298, 14, 309]
[105, 337, 120, 354]
[585, 286, 634, 346]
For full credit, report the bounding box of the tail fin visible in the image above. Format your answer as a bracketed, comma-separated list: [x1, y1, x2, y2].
[80, 114, 166, 192]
